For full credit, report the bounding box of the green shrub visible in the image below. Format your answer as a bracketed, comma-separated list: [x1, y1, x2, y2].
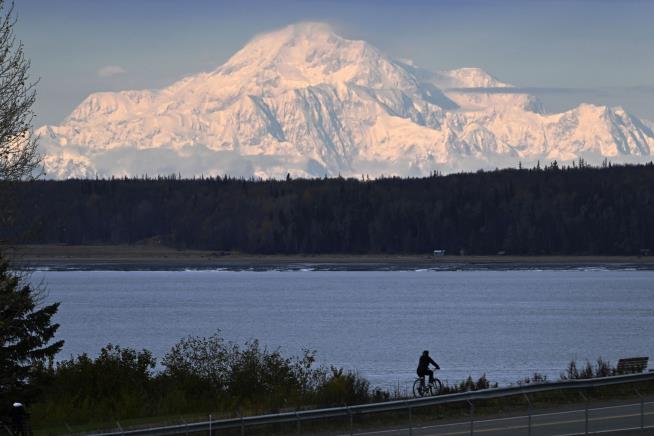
[316, 367, 388, 406]
[28, 332, 391, 429]
[30, 344, 156, 424]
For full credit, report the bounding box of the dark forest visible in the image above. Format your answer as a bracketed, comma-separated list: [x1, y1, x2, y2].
[4, 163, 654, 255]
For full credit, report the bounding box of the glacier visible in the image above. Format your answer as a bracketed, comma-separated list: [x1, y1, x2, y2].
[38, 22, 654, 179]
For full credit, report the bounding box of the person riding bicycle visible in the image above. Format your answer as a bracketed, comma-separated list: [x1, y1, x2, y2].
[417, 350, 440, 385]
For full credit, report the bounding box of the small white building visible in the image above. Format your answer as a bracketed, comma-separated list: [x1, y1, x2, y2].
[433, 249, 445, 257]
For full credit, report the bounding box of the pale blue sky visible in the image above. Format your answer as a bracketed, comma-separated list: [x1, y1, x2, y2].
[15, 0, 654, 125]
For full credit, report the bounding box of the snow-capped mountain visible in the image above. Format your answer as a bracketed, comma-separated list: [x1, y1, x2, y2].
[38, 22, 654, 179]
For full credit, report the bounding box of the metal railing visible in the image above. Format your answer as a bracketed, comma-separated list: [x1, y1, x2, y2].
[91, 371, 654, 435]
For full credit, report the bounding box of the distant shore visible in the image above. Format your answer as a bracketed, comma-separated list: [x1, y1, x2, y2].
[3, 244, 654, 271]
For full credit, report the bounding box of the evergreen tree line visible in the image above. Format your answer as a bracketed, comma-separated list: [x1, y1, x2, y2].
[4, 163, 654, 255]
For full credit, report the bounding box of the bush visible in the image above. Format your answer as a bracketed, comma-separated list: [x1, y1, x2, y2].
[31, 344, 155, 424]
[29, 332, 390, 429]
[316, 367, 388, 406]
[161, 333, 326, 412]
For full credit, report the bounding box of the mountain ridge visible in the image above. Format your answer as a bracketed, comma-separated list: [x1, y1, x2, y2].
[38, 22, 654, 179]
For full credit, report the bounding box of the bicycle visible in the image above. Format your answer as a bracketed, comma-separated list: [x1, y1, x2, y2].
[412, 374, 442, 397]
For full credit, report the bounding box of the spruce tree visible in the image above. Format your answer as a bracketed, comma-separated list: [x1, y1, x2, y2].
[0, 257, 63, 402]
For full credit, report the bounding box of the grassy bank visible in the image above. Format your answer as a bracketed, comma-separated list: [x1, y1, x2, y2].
[15, 333, 652, 435]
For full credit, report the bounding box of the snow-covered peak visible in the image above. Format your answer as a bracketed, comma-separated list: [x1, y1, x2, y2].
[207, 22, 417, 94]
[67, 90, 155, 123]
[433, 67, 538, 113]
[438, 67, 508, 89]
[38, 22, 654, 179]
[231, 22, 339, 58]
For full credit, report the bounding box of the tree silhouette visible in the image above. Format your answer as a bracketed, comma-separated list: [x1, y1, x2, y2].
[0, 0, 63, 411]
[0, 258, 63, 404]
[0, 0, 40, 181]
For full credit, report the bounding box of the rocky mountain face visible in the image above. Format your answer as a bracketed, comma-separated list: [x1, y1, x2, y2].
[38, 22, 654, 179]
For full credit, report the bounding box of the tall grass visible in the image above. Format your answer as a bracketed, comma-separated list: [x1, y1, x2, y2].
[560, 357, 615, 380]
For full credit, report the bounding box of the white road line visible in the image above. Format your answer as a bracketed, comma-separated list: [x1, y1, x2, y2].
[410, 400, 654, 429]
[541, 400, 654, 415]
[420, 411, 654, 436]
[555, 424, 654, 436]
[342, 403, 654, 436]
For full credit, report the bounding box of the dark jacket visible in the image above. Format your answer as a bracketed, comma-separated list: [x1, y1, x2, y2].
[417, 354, 439, 372]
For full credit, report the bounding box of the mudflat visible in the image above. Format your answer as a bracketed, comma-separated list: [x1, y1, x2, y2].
[3, 244, 654, 271]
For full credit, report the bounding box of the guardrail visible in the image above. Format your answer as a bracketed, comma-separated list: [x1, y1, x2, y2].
[92, 371, 654, 435]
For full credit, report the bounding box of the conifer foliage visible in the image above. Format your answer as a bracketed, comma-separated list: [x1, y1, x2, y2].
[0, 257, 63, 402]
[5, 163, 654, 255]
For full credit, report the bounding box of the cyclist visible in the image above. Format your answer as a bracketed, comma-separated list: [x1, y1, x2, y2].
[417, 350, 440, 385]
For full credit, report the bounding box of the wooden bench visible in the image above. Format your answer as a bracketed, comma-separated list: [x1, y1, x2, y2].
[616, 357, 649, 374]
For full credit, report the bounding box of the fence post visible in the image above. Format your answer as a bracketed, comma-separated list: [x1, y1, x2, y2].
[635, 388, 644, 431]
[579, 391, 588, 435]
[209, 413, 212, 436]
[115, 420, 124, 435]
[179, 416, 189, 436]
[347, 406, 353, 436]
[467, 400, 474, 435]
[240, 414, 245, 436]
[408, 403, 413, 436]
[523, 392, 532, 436]
[296, 411, 301, 435]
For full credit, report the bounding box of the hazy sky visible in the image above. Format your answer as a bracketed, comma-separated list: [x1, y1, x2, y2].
[15, 0, 654, 125]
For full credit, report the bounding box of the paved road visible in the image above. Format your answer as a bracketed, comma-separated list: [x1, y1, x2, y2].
[342, 400, 654, 436]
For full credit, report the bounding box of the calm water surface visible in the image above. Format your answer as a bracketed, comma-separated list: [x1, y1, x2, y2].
[32, 270, 654, 389]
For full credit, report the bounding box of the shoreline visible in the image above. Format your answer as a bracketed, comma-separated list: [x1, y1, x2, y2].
[4, 244, 654, 271]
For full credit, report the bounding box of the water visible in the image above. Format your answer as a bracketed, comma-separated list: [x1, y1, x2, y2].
[31, 269, 654, 389]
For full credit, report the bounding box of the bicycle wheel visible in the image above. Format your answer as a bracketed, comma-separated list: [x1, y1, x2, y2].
[412, 378, 427, 397]
[430, 378, 443, 395]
